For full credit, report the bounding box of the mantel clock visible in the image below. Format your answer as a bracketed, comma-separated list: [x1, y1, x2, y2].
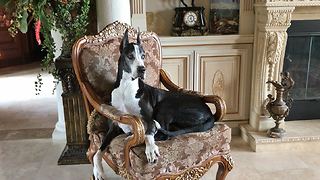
[171, 6, 208, 36]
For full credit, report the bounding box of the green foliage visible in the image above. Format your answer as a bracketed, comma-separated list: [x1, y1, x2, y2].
[18, 9, 28, 33]
[1, 0, 91, 95]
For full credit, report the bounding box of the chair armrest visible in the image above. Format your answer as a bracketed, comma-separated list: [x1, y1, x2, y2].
[99, 104, 145, 171]
[160, 69, 227, 121]
[160, 69, 180, 92]
[203, 95, 227, 121]
[160, 69, 203, 96]
[80, 81, 145, 171]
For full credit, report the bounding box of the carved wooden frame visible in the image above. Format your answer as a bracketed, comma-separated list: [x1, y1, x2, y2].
[72, 21, 231, 180]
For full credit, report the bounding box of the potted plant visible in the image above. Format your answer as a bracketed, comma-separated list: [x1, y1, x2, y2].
[1, 0, 94, 164]
[0, 0, 91, 93]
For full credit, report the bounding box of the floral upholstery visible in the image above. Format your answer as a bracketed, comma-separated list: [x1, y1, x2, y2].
[79, 35, 161, 103]
[90, 123, 231, 180]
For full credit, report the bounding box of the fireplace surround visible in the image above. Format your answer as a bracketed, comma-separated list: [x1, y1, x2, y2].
[240, 0, 320, 151]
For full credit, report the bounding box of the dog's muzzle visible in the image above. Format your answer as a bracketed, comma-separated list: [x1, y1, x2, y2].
[137, 66, 146, 79]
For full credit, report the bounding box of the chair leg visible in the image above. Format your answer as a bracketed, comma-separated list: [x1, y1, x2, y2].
[90, 175, 94, 180]
[216, 154, 234, 180]
[216, 162, 228, 180]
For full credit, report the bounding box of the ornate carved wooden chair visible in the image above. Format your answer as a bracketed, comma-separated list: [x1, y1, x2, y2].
[72, 21, 233, 180]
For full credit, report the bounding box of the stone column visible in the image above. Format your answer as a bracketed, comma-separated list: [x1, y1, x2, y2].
[131, 0, 147, 31]
[51, 29, 66, 140]
[249, 5, 295, 132]
[96, 0, 131, 32]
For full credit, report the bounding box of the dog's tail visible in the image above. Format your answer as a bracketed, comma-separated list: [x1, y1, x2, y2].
[154, 116, 215, 137]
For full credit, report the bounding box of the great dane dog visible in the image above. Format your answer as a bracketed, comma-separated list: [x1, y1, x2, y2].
[92, 30, 216, 180]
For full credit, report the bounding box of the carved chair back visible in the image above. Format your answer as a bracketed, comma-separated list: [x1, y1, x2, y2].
[73, 22, 162, 112]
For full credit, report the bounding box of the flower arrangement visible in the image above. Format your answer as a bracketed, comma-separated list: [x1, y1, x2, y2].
[0, 0, 91, 94]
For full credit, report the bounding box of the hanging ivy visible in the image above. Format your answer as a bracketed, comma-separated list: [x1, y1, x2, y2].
[1, 0, 91, 95]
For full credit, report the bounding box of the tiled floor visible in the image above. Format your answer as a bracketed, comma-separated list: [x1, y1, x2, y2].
[1, 62, 320, 180]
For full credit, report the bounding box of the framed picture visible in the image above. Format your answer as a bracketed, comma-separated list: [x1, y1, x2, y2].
[209, 0, 240, 34]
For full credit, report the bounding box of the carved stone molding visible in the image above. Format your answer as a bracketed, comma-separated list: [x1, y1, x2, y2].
[255, 6, 294, 103]
[266, 9, 292, 27]
[261, 97, 271, 116]
[264, 31, 287, 90]
[256, 0, 320, 7]
[249, 5, 295, 131]
[212, 70, 225, 98]
[256, 135, 320, 144]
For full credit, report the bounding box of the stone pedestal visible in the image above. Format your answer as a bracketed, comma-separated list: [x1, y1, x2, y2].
[55, 57, 90, 165]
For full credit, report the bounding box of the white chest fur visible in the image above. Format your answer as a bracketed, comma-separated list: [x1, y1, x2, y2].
[111, 72, 141, 133]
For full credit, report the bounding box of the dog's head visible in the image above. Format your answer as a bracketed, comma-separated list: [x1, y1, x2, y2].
[120, 29, 146, 80]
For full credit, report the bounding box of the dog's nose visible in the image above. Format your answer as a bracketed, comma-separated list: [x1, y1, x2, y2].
[137, 66, 146, 73]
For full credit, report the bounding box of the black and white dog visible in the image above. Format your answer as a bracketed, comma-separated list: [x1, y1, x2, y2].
[93, 30, 216, 180]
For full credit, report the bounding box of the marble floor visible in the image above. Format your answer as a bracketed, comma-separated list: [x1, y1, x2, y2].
[1, 62, 320, 180]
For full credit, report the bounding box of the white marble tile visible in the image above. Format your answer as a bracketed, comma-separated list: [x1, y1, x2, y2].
[245, 151, 309, 173]
[0, 139, 50, 180]
[2, 61, 320, 180]
[261, 168, 320, 180]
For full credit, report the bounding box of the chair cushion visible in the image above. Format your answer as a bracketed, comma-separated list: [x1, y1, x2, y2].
[92, 123, 231, 180]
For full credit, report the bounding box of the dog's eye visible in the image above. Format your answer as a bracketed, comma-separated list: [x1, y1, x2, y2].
[141, 55, 145, 59]
[128, 54, 133, 59]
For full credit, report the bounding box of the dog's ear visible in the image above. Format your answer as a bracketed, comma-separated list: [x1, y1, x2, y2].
[137, 28, 141, 46]
[121, 29, 130, 53]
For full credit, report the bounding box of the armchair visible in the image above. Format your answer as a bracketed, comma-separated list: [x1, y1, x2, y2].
[72, 21, 233, 180]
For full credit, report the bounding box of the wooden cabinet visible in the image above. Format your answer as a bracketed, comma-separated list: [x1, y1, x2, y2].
[161, 49, 194, 89]
[160, 35, 253, 121]
[0, 26, 39, 68]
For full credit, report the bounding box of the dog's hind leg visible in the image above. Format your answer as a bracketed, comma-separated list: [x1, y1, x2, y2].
[93, 120, 121, 180]
[154, 116, 215, 137]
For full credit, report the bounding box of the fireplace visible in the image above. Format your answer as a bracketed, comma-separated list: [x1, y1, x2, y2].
[283, 20, 320, 120]
[238, 0, 320, 152]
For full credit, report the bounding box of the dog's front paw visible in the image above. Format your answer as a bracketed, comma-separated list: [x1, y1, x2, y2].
[145, 144, 160, 163]
[93, 165, 106, 180]
[93, 150, 106, 180]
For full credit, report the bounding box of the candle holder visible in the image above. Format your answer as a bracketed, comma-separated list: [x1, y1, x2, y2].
[266, 72, 294, 138]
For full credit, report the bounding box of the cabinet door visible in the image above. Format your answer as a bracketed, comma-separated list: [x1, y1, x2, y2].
[195, 45, 252, 120]
[161, 47, 194, 90]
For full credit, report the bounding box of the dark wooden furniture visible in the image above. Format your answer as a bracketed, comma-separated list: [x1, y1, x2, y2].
[0, 26, 40, 68]
[72, 21, 233, 180]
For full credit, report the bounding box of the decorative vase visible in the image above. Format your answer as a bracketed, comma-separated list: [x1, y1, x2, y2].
[266, 72, 294, 138]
